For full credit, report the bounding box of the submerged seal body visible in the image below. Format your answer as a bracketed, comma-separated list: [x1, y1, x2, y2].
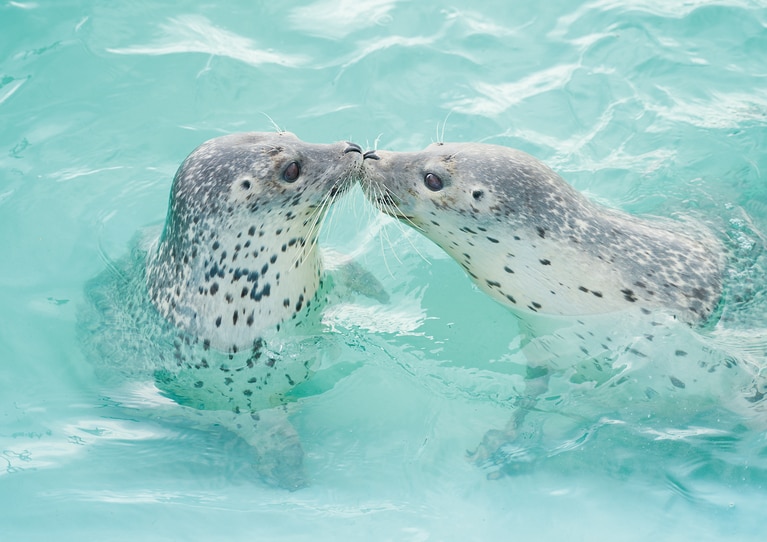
[360, 142, 724, 324]
[358, 142, 761, 477]
[80, 131, 364, 487]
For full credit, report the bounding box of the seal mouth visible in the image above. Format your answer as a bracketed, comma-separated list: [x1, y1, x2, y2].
[374, 193, 414, 221]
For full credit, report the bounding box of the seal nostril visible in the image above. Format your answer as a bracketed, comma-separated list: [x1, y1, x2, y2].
[344, 142, 363, 154]
[363, 151, 380, 160]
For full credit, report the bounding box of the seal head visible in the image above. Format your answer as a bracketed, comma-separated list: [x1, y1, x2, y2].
[360, 142, 724, 324]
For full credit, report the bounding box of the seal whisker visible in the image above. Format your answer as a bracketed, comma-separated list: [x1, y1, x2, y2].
[318, 180, 347, 242]
[291, 178, 342, 269]
[380, 184, 426, 234]
[371, 181, 431, 267]
[435, 109, 454, 145]
[259, 112, 284, 134]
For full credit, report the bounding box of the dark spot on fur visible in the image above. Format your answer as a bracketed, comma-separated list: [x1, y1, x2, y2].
[540, 259, 551, 266]
[487, 237, 499, 243]
[621, 289, 638, 302]
[215, 316, 222, 327]
[537, 227, 545, 238]
[504, 266, 514, 274]
[691, 287, 707, 300]
[506, 294, 517, 304]
[669, 376, 686, 389]
[486, 280, 501, 288]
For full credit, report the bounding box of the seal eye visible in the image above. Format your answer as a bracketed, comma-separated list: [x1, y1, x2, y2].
[424, 172, 443, 192]
[283, 161, 300, 182]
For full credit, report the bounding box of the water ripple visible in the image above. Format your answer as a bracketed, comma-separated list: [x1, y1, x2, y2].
[448, 64, 580, 117]
[288, 0, 398, 40]
[106, 15, 309, 67]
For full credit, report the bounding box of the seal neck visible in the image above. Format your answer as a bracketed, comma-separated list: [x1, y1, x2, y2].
[146, 213, 326, 352]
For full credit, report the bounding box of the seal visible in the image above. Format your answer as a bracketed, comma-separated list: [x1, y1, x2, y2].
[79, 131, 366, 489]
[360, 142, 724, 324]
[357, 142, 767, 478]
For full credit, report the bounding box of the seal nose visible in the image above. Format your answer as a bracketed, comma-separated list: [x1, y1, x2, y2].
[363, 150, 380, 160]
[344, 142, 363, 154]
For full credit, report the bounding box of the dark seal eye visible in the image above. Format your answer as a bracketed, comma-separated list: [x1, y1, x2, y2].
[241, 180, 252, 190]
[424, 172, 443, 192]
[283, 161, 300, 182]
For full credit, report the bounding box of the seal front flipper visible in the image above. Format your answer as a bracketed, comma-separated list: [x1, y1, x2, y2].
[321, 247, 390, 304]
[467, 364, 549, 479]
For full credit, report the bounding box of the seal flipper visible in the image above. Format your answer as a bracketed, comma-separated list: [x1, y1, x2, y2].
[175, 406, 307, 490]
[320, 247, 390, 304]
[218, 408, 307, 491]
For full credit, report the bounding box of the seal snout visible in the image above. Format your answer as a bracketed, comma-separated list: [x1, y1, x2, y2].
[344, 142, 363, 154]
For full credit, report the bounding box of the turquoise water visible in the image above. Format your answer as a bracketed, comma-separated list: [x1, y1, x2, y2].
[2, 0, 767, 540]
